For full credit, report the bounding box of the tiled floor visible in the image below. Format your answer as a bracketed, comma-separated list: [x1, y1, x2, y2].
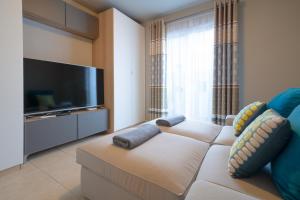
[0, 134, 102, 200]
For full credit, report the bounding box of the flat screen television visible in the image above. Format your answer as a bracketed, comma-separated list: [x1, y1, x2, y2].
[24, 58, 104, 115]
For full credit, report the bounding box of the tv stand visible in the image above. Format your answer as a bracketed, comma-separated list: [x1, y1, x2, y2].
[24, 108, 108, 161]
[55, 110, 72, 116]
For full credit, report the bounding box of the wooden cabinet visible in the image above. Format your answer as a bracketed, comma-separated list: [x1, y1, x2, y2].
[22, 0, 99, 39]
[23, 0, 65, 29]
[66, 4, 99, 39]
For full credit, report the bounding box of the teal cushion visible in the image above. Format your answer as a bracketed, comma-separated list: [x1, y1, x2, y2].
[228, 109, 292, 178]
[268, 88, 300, 118]
[272, 105, 300, 200]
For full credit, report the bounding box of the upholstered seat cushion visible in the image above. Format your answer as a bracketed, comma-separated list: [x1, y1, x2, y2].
[157, 120, 222, 143]
[77, 130, 209, 200]
[185, 180, 259, 200]
[197, 145, 282, 200]
[213, 126, 236, 146]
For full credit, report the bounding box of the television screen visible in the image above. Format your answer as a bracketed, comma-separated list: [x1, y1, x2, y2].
[24, 58, 104, 115]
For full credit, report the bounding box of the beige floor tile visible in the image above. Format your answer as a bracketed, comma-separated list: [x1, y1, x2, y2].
[0, 168, 71, 200]
[29, 150, 80, 188]
[0, 135, 106, 200]
[0, 165, 21, 177]
[29, 149, 71, 169]
[68, 184, 85, 200]
[59, 140, 87, 158]
[38, 157, 80, 190]
[59, 134, 103, 157]
[0, 163, 38, 188]
[28, 144, 87, 197]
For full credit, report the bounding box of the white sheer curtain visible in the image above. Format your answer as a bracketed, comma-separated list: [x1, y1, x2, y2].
[166, 11, 214, 122]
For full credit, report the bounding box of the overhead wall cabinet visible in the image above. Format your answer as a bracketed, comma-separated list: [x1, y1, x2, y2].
[93, 8, 145, 132]
[65, 4, 98, 39]
[22, 0, 98, 39]
[22, 0, 65, 29]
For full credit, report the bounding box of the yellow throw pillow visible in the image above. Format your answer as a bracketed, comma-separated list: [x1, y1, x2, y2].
[233, 102, 267, 136]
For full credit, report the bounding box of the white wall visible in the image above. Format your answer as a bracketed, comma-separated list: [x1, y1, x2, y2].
[239, 0, 300, 106]
[23, 18, 93, 66]
[0, 0, 24, 171]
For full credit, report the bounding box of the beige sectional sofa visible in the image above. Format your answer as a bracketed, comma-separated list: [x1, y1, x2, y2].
[76, 117, 282, 200]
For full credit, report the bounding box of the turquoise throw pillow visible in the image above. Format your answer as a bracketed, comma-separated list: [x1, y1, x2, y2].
[272, 105, 300, 200]
[268, 88, 300, 118]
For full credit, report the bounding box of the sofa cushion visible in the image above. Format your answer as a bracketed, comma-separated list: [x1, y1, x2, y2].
[272, 105, 300, 200]
[77, 130, 209, 200]
[267, 88, 300, 118]
[197, 145, 282, 200]
[229, 109, 291, 178]
[158, 120, 222, 143]
[225, 115, 236, 126]
[185, 180, 259, 200]
[233, 101, 267, 136]
[213, 126, 236, 146]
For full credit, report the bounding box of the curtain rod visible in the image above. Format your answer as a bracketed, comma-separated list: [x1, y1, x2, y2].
[165, 8, 214, 24]
[163, 0, 214, 24]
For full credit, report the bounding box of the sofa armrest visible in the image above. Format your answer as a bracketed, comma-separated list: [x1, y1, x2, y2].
[225, 115, 236, 126]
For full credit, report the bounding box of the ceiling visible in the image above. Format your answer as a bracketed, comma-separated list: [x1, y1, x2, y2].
[74, 0, 210, 22]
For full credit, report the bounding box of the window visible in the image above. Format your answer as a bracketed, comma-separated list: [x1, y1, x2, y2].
[166, 11, 214, 122]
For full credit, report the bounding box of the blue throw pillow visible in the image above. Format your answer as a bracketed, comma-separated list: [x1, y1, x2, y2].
[268, 88, 300, 118]
[272, 105, 300, 200]
[228, 109, 291, 178]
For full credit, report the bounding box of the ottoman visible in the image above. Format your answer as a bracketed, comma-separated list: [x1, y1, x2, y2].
[76, 130, 209, 200]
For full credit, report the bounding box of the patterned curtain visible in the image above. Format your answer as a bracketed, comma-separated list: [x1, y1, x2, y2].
[148, 19, 167, 120]
[212, 0, 239, 125]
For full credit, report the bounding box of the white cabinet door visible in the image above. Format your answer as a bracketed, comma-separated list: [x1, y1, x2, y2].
[113, 10, 134, 130]
[131, 25, 145, 124]
[112, 9, 145, 131]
